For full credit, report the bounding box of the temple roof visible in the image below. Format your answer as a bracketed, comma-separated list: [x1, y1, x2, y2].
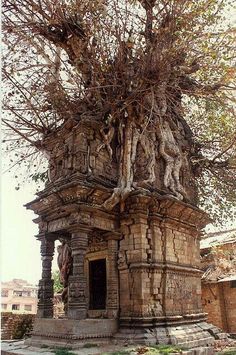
[200, 228, 236, 250]
[201, 229, 236, 283]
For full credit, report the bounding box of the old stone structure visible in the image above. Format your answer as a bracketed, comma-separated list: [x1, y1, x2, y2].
[201, 230, 236, 335]
[1, 313, 35, 340]
[26, 119, 218, 348]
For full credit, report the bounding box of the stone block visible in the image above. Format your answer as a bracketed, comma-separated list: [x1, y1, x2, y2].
[192, 347, 214, 355]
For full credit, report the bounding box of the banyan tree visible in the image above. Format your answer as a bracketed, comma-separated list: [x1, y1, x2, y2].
[2, 0, 236, 348]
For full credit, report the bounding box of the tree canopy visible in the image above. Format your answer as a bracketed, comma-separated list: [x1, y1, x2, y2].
[2, 0, 236, 225]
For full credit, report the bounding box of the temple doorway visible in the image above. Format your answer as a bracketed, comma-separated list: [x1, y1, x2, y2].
[89, 259, 107, 310]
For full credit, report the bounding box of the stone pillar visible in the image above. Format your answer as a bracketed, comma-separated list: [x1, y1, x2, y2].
[68, 229, 89, 319]
[106, 236, 119, 318]
[119, 193, 151, 321]
[37, 236, 55, 318]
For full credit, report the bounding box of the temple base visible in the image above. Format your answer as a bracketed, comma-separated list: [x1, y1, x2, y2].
[25, 318, 118, 348]
[114, 321, 225, 348]
[25, 318, 227, 350]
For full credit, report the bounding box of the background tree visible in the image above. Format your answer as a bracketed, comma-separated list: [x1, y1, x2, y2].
[52, 270, 63, 294]
[2, 0, 236, 224]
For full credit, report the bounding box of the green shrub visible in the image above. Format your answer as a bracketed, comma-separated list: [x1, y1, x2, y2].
[53, 348, 76, 355]
[151, 345, 184, 354]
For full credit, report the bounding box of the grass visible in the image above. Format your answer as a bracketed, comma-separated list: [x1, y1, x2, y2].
[101, 345, 185, 355]
[217, 351, 236, 355]
[151, 345, 184, 354]
[53, 348, 77, 355]
[101, 351, 131, 355]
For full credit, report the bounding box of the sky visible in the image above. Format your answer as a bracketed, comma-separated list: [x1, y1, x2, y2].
[1, 170, 59, 285]
[1, 172, 41, 284]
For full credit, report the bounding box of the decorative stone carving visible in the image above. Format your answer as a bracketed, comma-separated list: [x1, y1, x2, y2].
[57, 240, 73, 315]
[88, 233, 107, 253]
[37, 237, 55, 318]
[74, 150, 88, 173]
[106, 238, 119, 318]
[68, 230, 89, 320]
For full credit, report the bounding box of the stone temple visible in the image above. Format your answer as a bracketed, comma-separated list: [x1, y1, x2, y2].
[25, 118, 219, 348]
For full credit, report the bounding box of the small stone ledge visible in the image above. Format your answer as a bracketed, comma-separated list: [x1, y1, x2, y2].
[30, 331, 114, 340]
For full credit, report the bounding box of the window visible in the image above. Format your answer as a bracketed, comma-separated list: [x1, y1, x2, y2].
[1, 304, 7, 310]
[1, 290, 8, 297]
[24, 305, 32, 312]
[13, 290, 31, 297]
[231, 280, 236, 288]
[12, 304, 20, 311]
[14, 291, 23, 297]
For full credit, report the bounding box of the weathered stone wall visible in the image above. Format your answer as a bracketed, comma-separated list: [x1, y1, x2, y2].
[201, 240, 236, 335]
[202, 282, 236, 334]
[44, 122, 118, 185]
[202, 284, 224, 331]
[223, 281, 236, 333]
[1, 312, 35, 340]
[118, 195, 205, 324]
[43, 120, 197, 203]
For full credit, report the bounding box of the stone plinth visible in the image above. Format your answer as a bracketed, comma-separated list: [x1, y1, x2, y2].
[26, 318, 118, 348]
[114, 322, 218, 348]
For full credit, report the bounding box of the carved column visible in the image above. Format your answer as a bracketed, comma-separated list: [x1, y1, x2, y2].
[106, 235, 120, 318]
[37, 236, 55, 318]
[119, 193, 151, 322]
[68, 229, 89, 319]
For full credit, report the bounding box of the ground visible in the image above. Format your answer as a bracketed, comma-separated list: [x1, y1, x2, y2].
[1, 339, 236, 355]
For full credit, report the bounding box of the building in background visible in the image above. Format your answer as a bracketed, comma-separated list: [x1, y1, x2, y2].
[200, 229, 236, 335]
[1, 279, 38, 314]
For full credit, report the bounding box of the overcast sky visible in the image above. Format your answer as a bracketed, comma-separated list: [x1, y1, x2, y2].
[1, 170, 59, 285]
[1, 172, 41, 284]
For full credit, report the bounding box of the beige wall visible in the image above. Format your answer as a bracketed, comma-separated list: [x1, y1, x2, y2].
[1, 286, 37, 314]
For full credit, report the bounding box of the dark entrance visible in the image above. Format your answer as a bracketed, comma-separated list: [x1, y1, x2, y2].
[89, 258, 107, 310]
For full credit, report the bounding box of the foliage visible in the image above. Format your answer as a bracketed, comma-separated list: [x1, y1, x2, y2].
[2, 0, 236, 224]
[52, 270, 63, 294]
[53, 349, 76, 355]
[12, 315, 34, 339]
[102, 351, 131, 355]
[102, 345, 185, 355]
[150, 345, 185, 354]
[29, 171, 48, 184]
